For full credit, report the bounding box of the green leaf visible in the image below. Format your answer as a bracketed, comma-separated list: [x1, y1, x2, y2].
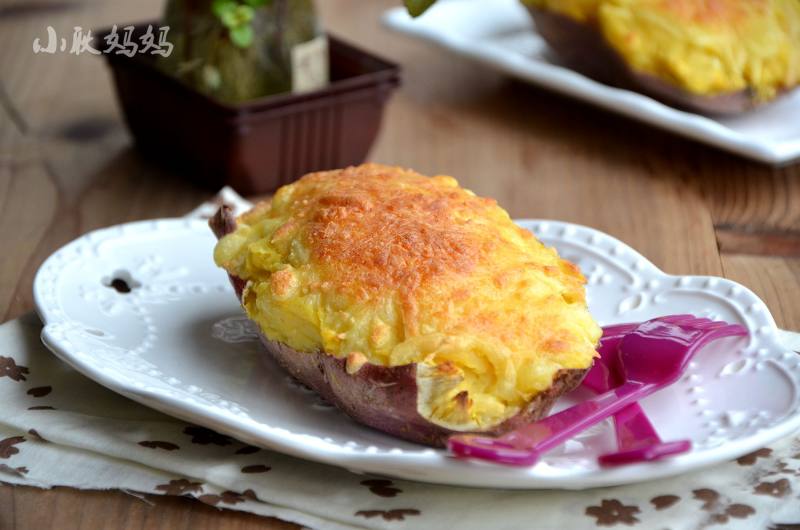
[212, 0, 237, 19]
[234, 4, 255, 24]
[244, 0, 270, 7]
[404, 0, 437, 17]
[220, 10, 239, 28]
[229, 24, 254, 48]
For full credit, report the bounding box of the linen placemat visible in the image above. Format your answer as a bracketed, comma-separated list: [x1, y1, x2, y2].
[1, 189, 798, 530]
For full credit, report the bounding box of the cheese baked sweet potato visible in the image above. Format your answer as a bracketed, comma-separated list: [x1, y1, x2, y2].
[525, 0, 800, 114]
[211, 164, 600, 447]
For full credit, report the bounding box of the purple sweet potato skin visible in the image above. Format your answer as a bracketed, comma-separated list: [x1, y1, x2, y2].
[210, 205, 588, 447]
[260, 338, 448, 446]
[528, 7, 768, 115]
[262, 337, 585, 447]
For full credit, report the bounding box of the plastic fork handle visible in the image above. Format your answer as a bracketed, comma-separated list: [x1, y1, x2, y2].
[500, 381, 660, 456]
[612, 400, 663, 447]
[598, 439, 692, 467]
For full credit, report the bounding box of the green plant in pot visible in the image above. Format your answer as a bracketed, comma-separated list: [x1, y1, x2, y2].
[99, 0, 404, 195]
[159, 0, 326, 103]
[159, 0, 438, 104]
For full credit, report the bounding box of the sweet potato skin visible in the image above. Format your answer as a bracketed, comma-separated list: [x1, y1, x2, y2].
[210, 205, 588, 447]
[262, 337, 586, 446]
[528, 7, 763, 115]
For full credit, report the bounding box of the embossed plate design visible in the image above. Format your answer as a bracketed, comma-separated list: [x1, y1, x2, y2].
[34, 218, 800, 489]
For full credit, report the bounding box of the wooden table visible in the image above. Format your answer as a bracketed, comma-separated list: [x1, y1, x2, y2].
[1, 0, 799, 528]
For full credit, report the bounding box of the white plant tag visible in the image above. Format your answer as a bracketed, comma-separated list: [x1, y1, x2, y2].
[291, 35, 329, 93]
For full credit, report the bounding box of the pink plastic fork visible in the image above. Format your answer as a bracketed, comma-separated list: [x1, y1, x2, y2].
[586, 319, 691, 466]
[448, 316, 748, 466]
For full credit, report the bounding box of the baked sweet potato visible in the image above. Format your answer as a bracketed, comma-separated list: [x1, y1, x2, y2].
[526, 3, 800, 115]
[209, 165, 599, 447]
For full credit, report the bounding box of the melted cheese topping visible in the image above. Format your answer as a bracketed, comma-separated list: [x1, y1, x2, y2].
[527, 0, 800, 99]
[214, 164, 600, 430]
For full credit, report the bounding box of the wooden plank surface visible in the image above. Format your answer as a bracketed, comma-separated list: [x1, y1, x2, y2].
[1, 0, 799, 528]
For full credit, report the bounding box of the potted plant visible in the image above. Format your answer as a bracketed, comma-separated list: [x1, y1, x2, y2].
[158, 0, 326, 103]
[98, 1, 411, 193]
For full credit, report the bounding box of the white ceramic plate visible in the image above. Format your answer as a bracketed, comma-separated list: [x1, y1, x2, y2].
[383, 0, 800, 166]
[33, 218, 800, 489]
